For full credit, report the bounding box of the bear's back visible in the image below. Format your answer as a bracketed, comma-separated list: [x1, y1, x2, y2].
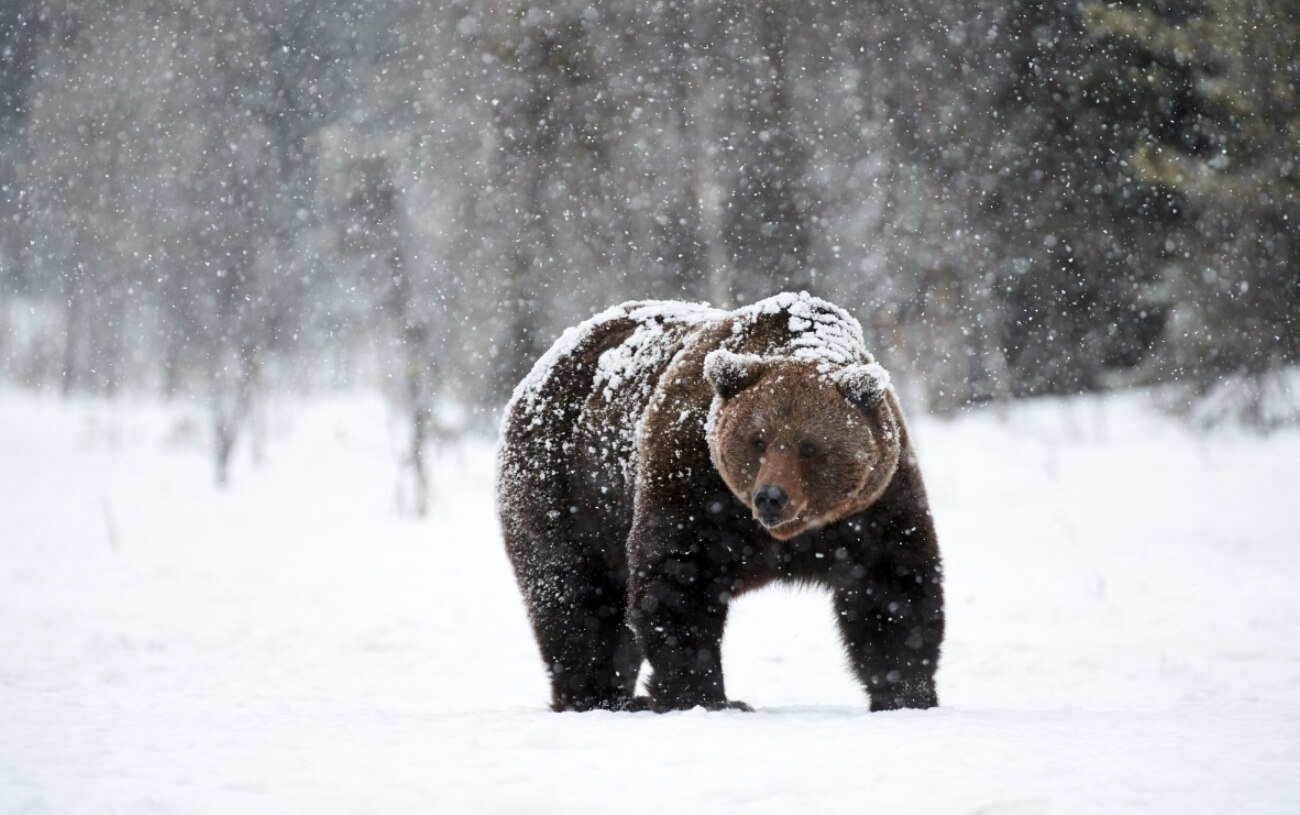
[498, 300, 726, 550]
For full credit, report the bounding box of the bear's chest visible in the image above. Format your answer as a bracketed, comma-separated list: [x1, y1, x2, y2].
[743, 517, 875, 583]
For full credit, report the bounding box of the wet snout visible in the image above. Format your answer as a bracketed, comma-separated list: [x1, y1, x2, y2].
[753, 484, 788, 524]
[751, 450, 806, 530]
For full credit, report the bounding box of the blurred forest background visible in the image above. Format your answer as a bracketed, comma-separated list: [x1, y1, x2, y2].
[0, 0, 1296, 497]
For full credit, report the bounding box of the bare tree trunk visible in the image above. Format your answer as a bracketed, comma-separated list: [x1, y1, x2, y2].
[495, 159, 546, 401]
[404, 322, 433, 518]
[917, 263, 968, 415]
[724, 0, 814, 302]
[973, 277, 1013, 416]
[211, 335, 260, 487]
[60, 266, 84, 396]
[392, 261, 434, 517]
[385, 230, 435, 516]
[688, 82, 734, 309]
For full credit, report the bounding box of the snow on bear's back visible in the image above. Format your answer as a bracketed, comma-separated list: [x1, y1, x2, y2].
[591, 301, 729, 403]
[505, 299, 726, 431]
[503, 293, 870, 436]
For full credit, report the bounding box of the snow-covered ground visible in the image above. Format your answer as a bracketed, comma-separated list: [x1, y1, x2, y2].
[2, 387, 1298, 814]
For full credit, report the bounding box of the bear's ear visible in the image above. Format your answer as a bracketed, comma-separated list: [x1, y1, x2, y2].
[834, 362, 892, 412]
[703, 350, 767, 399]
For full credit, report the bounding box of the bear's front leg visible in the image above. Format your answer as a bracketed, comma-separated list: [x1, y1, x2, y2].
[628, 547, 747, 712]
[834, 551, 944, 712]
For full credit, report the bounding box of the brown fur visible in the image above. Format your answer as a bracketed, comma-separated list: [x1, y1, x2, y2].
[498, 294, 944, 712]
[709, 358, 903, 541]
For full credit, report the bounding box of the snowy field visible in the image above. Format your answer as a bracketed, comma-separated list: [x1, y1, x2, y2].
[2, 387, 1298, 814]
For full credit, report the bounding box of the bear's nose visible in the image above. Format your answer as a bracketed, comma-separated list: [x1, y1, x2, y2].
[753, 484, 788, 520]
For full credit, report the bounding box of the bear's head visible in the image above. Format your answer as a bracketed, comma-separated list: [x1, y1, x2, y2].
[703, 350, 902, 541]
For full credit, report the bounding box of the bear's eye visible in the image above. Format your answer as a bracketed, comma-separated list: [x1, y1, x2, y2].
[753, 437, 766, 454]
[799, 441, 818, 459]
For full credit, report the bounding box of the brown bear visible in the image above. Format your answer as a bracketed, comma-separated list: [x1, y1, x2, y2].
[497, 292, 943, 712]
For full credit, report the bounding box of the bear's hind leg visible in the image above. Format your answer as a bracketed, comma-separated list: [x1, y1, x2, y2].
[527, 562, 641, 711]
